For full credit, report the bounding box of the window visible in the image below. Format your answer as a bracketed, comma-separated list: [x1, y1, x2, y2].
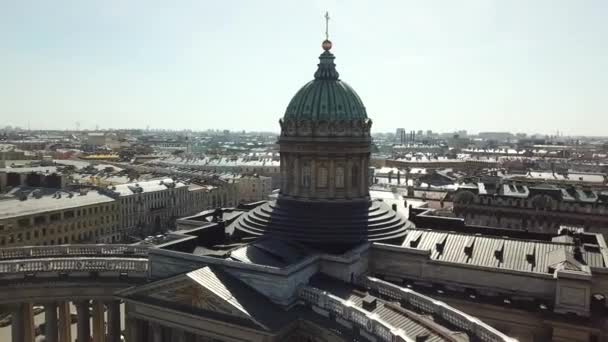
[301, 163, 311, 187]
[336, 167, 345, 188]
[34, 216, 46, 225]
[50, 213, 61, 222]
[317, 167, 328, 188]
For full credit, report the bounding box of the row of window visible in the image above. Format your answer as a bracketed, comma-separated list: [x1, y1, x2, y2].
[0, 224, 119, 246]
[1, 204, 118, 231]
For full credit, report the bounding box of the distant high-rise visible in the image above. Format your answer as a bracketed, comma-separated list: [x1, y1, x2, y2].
[395, 128, 405, 144]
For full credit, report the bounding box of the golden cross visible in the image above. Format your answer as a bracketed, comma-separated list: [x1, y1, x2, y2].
[324, 11, 330, 40]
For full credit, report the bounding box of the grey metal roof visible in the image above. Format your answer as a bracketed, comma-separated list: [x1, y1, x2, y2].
[187, 266, 251, 317]
[112, 179, 186, 196]
[309, 275, 452, 342]
[0, 190, 115, 220]
[403, 228, 606, 273]
[228, 239, 309, 267]
[129, 265, 295, 331]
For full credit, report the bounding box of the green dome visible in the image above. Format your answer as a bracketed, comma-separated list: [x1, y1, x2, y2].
[284, 48, 368, 122]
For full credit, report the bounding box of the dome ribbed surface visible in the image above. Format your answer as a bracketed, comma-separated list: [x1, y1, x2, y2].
[283, 51, 368, 122]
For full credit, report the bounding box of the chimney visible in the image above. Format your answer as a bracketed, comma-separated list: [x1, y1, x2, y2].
[362, 295, 377, 311]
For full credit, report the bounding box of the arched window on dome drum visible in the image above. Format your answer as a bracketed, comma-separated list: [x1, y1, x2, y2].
[302, 163, 311, 187]
[335, 167, 345, 188]
[317, 167, 328, 188]
[352, 165, 359, 187]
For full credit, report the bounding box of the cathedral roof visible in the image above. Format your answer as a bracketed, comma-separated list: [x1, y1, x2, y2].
[283, 41, 368, 122]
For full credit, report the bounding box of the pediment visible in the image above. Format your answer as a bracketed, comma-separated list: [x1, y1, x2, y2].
[118, 266, 276, 329]
[147, 278, 246, 318]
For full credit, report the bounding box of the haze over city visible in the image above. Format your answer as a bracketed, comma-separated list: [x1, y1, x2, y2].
[2, 0, 607, 135]
[3, 2, 608, 342]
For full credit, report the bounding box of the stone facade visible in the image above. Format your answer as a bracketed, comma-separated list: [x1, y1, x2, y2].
[278, 126, 371, 201]
[453, 184, 608, 236]
[116, 180, 238, 238]
[0, 191, 120, 246]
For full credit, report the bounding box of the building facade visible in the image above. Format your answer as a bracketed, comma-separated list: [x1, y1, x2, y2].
[1, 167, 67, 192]
[231, 174, 272, 203]
[116, 179, 238, 239]
[453, 182, 608, 236]
[0, 188, 120, 247]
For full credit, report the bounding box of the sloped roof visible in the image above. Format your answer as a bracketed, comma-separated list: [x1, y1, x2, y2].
[228, 238, 309, 267]
[402, 228, 606, 274]
[118, 265, 294, 331]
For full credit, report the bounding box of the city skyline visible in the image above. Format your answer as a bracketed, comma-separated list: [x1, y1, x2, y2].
[2, 0, 608, 135]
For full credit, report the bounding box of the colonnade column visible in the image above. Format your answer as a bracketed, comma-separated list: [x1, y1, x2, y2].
[58, 301, 72, 342]
[293, 156, 300, 196]
[92, 300, 105, 342]
[310, 159, 316, 194]
[280, 155, 287, 193]
[151, 322, 162, 342]
[44, 302, 59, 342]
[345, 158, 353, 198]
[10, 304, 24, 342]
[172, 328, 186, 342]
[25, 303, 35, 342]
[11, 303, 36, 342]
[329, 159, 335, 198]
[360, 156, 367, 195]
[76, 300, 91, 342]
[125, 316, 140, 342]
[107, 300, 122, 342]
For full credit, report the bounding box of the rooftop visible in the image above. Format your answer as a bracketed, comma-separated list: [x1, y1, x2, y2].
[227, 238, 310, 267]
[0, 189, 115, 220]
[401, 228, 606, 274]
[111, 179, 186, 196]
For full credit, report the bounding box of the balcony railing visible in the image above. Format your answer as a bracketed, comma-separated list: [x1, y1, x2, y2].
[299, 286, 403, 342]
[358, 276, 517, 342]
[0, 257, 148, 274]
[0, 244, 149, 260]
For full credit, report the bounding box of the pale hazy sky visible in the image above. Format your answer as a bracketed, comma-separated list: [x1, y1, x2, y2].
[1, 0, 607, 135]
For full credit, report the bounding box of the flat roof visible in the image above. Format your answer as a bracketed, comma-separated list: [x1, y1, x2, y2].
[0, 166, 59, 174]
[0, 190, 115, 220]
[112, 179, 186, 196]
